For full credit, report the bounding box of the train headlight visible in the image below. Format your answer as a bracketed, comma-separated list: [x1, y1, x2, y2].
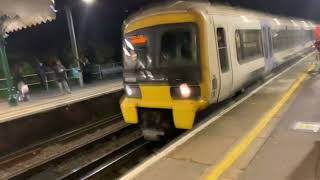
[170, 83, 200, 99]
[180, 83, 191, 98]
[125, 85, 141, 98]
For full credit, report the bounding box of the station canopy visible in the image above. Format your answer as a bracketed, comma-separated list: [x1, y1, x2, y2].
[0, 0, 56, 33]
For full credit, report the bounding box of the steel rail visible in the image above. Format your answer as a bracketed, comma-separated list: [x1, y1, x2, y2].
[3, 115, 127, 179]
[0, 113, 123, 165]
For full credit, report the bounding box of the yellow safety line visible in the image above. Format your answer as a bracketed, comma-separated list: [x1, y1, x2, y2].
[205, 64, 315, 180]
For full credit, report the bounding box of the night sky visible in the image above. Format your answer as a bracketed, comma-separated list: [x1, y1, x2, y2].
[5, 0, 320, 63]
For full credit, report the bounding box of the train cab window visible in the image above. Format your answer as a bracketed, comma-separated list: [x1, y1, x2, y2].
[160, 30, 195, 67]
[216, 28, 229, 73]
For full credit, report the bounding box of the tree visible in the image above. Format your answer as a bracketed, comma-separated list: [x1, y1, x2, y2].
[86, 41, 115, 64]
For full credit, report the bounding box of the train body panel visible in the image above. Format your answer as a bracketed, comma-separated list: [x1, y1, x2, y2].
[210, 13, 266, 101]
[120, 1, 316, 139]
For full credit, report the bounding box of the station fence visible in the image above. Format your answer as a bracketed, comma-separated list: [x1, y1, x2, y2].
[0, 62, 123, 92]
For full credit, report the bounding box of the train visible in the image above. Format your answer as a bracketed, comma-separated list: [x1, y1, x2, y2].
[120, 0, 315, 140]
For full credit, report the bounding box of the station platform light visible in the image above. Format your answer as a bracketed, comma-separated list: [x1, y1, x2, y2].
[82, 0, 95, 5]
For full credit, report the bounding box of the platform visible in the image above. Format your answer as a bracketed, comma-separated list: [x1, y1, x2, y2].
[0, 79, 124, 159]
[235, 65, 320, 179]
[120, 52, 318, 180]
[0, 79, 122, 124]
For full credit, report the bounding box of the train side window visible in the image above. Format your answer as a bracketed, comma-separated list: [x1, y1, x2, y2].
[235, 30, 263, 64]
[216, 28, 229, 72]
[309, 30, 314, 41]
[272, 30, 282, 52]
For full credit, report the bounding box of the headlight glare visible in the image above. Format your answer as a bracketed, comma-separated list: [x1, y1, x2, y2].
[125, 84, 141, 98]
[179, 83, 192, 98]
[170, 84, 200, 99]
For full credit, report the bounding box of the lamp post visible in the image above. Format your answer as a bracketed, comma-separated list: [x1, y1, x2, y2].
[65, 6, 83, 87]
[65, 0, 95, 87]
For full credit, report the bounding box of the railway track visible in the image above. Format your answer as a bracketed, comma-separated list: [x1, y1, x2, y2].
[0, 113, 123, 165]
[11, 126, 146, 180]
[5, 122, 166, 180]
[0, 101, 163, 180]
[0, 113, 142, 180]
[59, 136, 150, 180]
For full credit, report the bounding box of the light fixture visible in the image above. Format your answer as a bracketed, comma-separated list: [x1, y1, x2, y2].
[273, 18, 281, 25]
[301, 21, 309, 28]
[50, 4, 58, 13]
[241, 15, 249, 23]
[291, 20, 298, 27]
[82, 0, 95, 5]
[308, 21, 315, 28]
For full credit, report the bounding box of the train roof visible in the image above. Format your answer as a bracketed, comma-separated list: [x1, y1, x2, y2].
[125, 0, 316, 30]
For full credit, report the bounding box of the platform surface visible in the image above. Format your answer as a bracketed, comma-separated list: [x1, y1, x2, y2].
[0, 79, 122, 124]
[235, 64, 320, 180]
[121, 52, 318, 180]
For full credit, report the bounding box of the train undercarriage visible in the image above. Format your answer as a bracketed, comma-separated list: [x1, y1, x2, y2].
[138, 108, 179, 141]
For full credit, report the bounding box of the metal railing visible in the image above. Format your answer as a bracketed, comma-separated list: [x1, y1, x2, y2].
[0, 62, 123, 92]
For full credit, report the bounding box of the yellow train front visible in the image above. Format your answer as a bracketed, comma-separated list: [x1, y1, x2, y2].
[120, 1, 315, 140]
[120, 10, 210, 140]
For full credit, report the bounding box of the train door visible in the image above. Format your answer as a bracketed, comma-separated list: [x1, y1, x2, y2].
[261, 21, 274, 73]
[215, 26, 233, 101]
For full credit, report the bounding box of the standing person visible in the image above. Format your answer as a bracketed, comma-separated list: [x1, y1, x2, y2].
[314, 40, 320, 71]
[51, 58, 71, 94]
[34, 59, 47, 90]
[81, 55, 92, 83]
[13, 64, 30, 102]
[313, 26, 320, 71]
[17, 81, 30, 102]
[13, 64, 23, 87]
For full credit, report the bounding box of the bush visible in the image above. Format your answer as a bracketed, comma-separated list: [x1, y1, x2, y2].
[86, 42, 115, 64]
[20, 62, 35, 75]
[0, 90, 7, 100]
[59, 46, 74, 67]
[95, 45, 115, 64]
[0, 61, 4, 78]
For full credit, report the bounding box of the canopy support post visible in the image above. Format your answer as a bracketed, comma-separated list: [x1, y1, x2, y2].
[65, 6, 84, 87]
[0, 16, 17, 106]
